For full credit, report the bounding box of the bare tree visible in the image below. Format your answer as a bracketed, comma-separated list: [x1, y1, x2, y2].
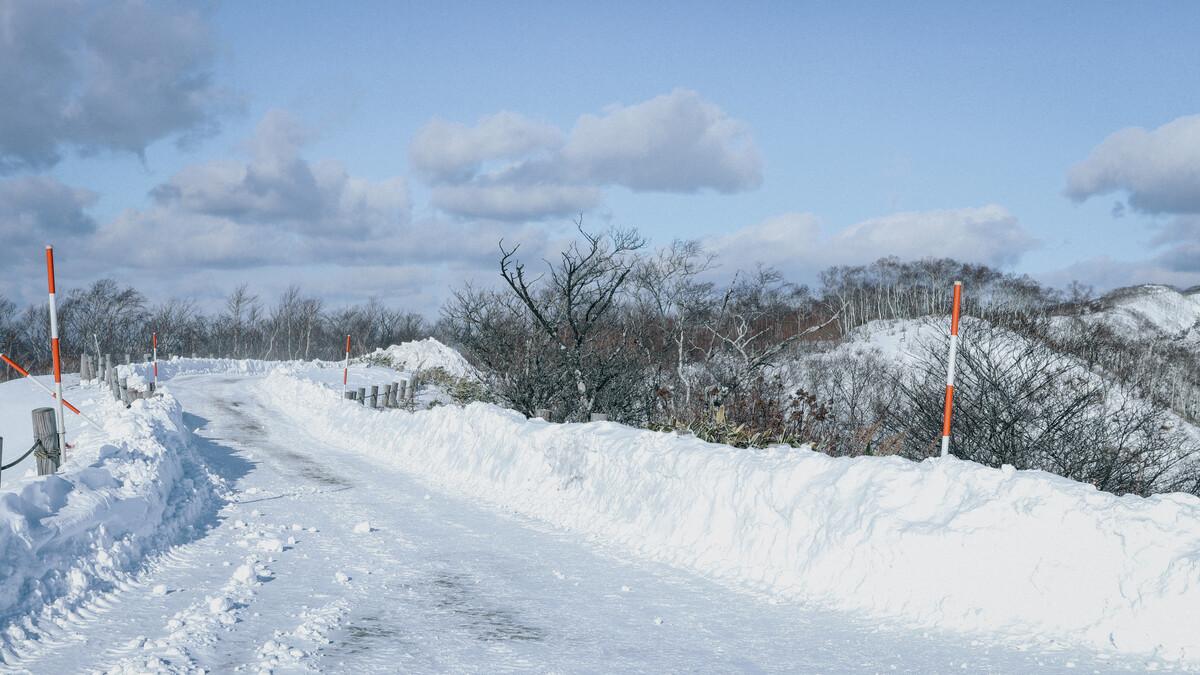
[224, 284, 259, 358]
[498, 221, 646, 420]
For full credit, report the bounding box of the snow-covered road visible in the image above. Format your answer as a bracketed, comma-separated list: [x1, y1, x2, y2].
[4, 374, 1151, 673]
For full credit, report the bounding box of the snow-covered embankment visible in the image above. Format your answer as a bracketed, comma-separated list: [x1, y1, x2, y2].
[261, 368, 1200, 664]
[0, 385, 219, 658]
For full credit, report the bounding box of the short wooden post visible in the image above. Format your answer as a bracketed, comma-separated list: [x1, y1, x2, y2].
[590, 413, 609, 422]
[382, 384, 392, 409]
[124, 354, 131, 365]
[32, 407, 60, 475]
[370, 385, 379, 409]
[118, 377, 130, 406]
[343, 391, 356, 401]
[390, 382, 400, 407]
[357, 387, 366, 405]
[397, 380, 407, 401]
[406, 378, 416, 401]
[535, 408, 552, 421]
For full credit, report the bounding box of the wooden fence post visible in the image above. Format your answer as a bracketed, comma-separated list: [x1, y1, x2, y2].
[357, 387, 366, 405]
[535, 408, 552, 421]
[32, 407, 60, 475]
[382, 384, 392, 409]
[390, 382, 400, 407]
[343, 391, 356, 401]
[370, 385, 379, 409]
[118, 377, 130, 407]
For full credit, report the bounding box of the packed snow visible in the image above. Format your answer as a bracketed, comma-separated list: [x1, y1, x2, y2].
[1, 345, 1196, 670]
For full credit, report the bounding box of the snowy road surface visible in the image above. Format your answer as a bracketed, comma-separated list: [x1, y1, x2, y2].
[4, 374, 1153, 673]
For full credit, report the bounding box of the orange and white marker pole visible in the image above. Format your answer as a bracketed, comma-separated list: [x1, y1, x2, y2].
[0, 352, 102, 430]
[152, 332, 158, 390]
[46, 246, 67, 454]
[343, 334, 351, 393]
[940, 281, 963, 457]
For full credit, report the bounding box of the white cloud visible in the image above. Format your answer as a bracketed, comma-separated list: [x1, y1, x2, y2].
[832, 205, 1034, 267]
[410, 89, 762, 221]
[563, 89, 762, 193]
[1066, 114, 1200, 214]
[430, 183, 600, 221]
[709, 205, 1037, 275]
[409, 112, 563, 182]
[147, 110, 409, 237]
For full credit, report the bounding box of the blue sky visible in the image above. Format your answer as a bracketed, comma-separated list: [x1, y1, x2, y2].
[4, 1, 1200, 312]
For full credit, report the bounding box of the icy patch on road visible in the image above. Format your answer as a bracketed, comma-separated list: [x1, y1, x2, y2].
[261, 369, 1200, 665]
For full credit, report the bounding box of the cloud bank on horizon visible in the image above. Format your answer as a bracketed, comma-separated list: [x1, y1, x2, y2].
[0, 0, 1197, 311]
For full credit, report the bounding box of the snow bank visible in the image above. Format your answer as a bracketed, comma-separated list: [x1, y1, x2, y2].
[119, 356, 310, 383]
[0, 386, 219, 658]
[261, 369, 1200, 664]
[364, 338, 475, 377]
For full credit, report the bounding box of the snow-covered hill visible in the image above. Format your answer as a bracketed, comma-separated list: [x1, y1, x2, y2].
[1065, 284, 1200, 345]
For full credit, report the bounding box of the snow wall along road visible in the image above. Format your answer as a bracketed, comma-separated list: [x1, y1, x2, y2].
[0, 380, 221, 660]
[255, 367, 1200, 665]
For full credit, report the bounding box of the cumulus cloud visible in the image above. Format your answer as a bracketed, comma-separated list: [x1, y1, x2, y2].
[410, 89, 762, 221]
[0, 175, 98, 242]
[709, 205, 1037, 276]
[0, 0, 233, 173]
[409, 112, 563, 182]
[562, 89, 762, 193]
[146, 110, 408, 238]
[94, 110, 414, 268]
[1066, 114, 1200, 214]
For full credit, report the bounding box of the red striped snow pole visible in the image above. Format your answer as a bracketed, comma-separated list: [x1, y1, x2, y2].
[46, 246, 67, 454]
[0, 352, 102, 430]
[152, 332, 158, 389]
[940, 281, 963, 457]
[343, 334, 351, 393]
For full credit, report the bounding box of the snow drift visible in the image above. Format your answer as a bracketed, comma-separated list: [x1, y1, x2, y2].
[364, 338, 476, 378]
[261, 368, 1200, 664]
[0, 384, 219, 659]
